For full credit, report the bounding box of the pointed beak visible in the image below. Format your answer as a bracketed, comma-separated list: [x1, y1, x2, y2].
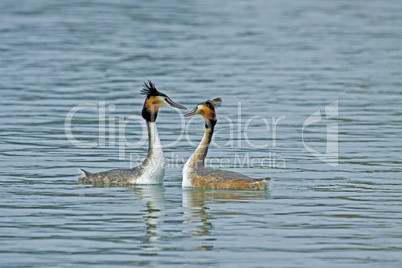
[184, 108, 197, 117]
[166, 98, 187, 109]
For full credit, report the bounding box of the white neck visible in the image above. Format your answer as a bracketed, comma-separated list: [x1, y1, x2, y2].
[147, 121, 163, 156]
[136, 121, 165, 184]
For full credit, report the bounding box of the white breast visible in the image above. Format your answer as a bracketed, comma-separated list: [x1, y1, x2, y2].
[134, 122, 166, 185]
[182, 157, 194, 187]
[136, 156, 165, 184]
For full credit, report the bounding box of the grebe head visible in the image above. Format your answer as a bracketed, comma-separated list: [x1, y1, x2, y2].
[141, 80, 186, 122]
[184, 98, 222, 128]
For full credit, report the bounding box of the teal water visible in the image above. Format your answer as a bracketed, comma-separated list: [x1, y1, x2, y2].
[1, 0, 401, 267]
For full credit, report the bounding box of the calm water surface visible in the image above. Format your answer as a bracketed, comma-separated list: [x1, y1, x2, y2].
[1, 0, 401, 267]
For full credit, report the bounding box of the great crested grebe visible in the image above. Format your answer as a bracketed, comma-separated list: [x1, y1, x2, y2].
[182, 98, 270, 190]
[78, 81, 186, 185]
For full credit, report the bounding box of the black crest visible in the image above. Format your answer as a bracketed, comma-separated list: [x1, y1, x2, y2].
[140, 80, 160, 97]
[204, 100, 214, 109]
[203, 98, 221, 110]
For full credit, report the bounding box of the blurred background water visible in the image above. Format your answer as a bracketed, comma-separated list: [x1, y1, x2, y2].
[0, 0, 401, 267]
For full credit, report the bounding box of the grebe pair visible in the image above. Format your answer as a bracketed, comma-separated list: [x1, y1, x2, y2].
[78, 81, 269, 190]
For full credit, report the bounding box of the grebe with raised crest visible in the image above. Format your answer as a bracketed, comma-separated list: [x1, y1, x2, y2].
[78, 81, 186, 185]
